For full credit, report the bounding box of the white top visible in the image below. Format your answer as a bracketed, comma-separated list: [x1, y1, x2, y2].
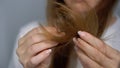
[8, 16, 120, 68]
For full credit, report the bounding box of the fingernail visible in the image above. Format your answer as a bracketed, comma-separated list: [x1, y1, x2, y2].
[46, 49, 52, 54]
[73, 37, 79, 45]
[73, 37, 76, 42]
[78, 31, 85, 36]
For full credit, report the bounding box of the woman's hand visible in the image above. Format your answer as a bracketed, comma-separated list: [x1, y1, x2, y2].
[73, 31, 120, 68]
[17, 26, 64, 68]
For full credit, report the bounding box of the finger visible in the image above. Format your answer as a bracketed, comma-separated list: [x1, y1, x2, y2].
[77, 31, 119, 59]
[105, 45, 120, 60]
[19, 27, 64, 49]
[74, 46, 102, 68]
[20, 33, 48, 48]
[28, 49, 52, 68]
[27, 41, 58, 56]
[78, 31, 105, 51]
[19, 26, 64, 46]
[17, 34, 49, 54]
[24, 31, 64, 47]
[19, 27, 43, 45]
[73, 38, 112, 66]
[19, 26, 58, 44]
[38, 54, 52, 68]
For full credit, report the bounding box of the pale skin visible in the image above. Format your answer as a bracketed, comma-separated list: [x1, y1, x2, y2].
[73, 31, 120, 68]
[17, 0, 120, 68]
[17, 27, 65, 68]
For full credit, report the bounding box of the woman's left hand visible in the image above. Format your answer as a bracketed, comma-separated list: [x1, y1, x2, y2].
[73, 31, 120, 68]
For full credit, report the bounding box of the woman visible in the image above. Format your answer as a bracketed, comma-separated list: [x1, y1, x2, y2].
[8, 0, 120, 68]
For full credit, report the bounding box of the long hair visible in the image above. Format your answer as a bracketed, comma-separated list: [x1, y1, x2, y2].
[40, 0, 118, 68]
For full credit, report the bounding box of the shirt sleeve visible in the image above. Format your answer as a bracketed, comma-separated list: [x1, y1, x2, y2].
[8, 22, 39, 68]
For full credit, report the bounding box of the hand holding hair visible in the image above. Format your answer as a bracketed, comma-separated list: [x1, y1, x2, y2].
[73, 31, 120, 68]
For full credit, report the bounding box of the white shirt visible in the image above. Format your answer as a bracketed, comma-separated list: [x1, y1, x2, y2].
[8, 16, 120, 68]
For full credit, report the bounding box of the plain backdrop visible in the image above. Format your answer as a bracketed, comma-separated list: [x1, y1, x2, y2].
[0, 0, 119, 68]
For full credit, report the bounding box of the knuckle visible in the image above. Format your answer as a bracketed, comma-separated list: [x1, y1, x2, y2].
[34, 27, 42, 33]
[99, 42, 108, 55]
[29, 45, 37, 53]
[99, 40, 105, 46]
[16, 47, 25, 57]
[16, 47, 31, 67]
[18, 38, 23, 45]
[30, 34, 41, 44]
[94, 52, 101, 61]
[16, 47, 22, 55]
[97, 41, 106, 50]
[115, 51, 120, 61]
[91, 51, 102, 62]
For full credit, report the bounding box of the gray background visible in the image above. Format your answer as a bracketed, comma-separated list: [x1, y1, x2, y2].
[0, 0, 119, 68]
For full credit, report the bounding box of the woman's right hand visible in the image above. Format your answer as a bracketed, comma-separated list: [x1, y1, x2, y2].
[17, 26, 64, 68]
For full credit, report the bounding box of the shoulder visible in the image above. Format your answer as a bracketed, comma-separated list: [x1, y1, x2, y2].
[101, 15, 120, 51]
[101, 15, 120, 39]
